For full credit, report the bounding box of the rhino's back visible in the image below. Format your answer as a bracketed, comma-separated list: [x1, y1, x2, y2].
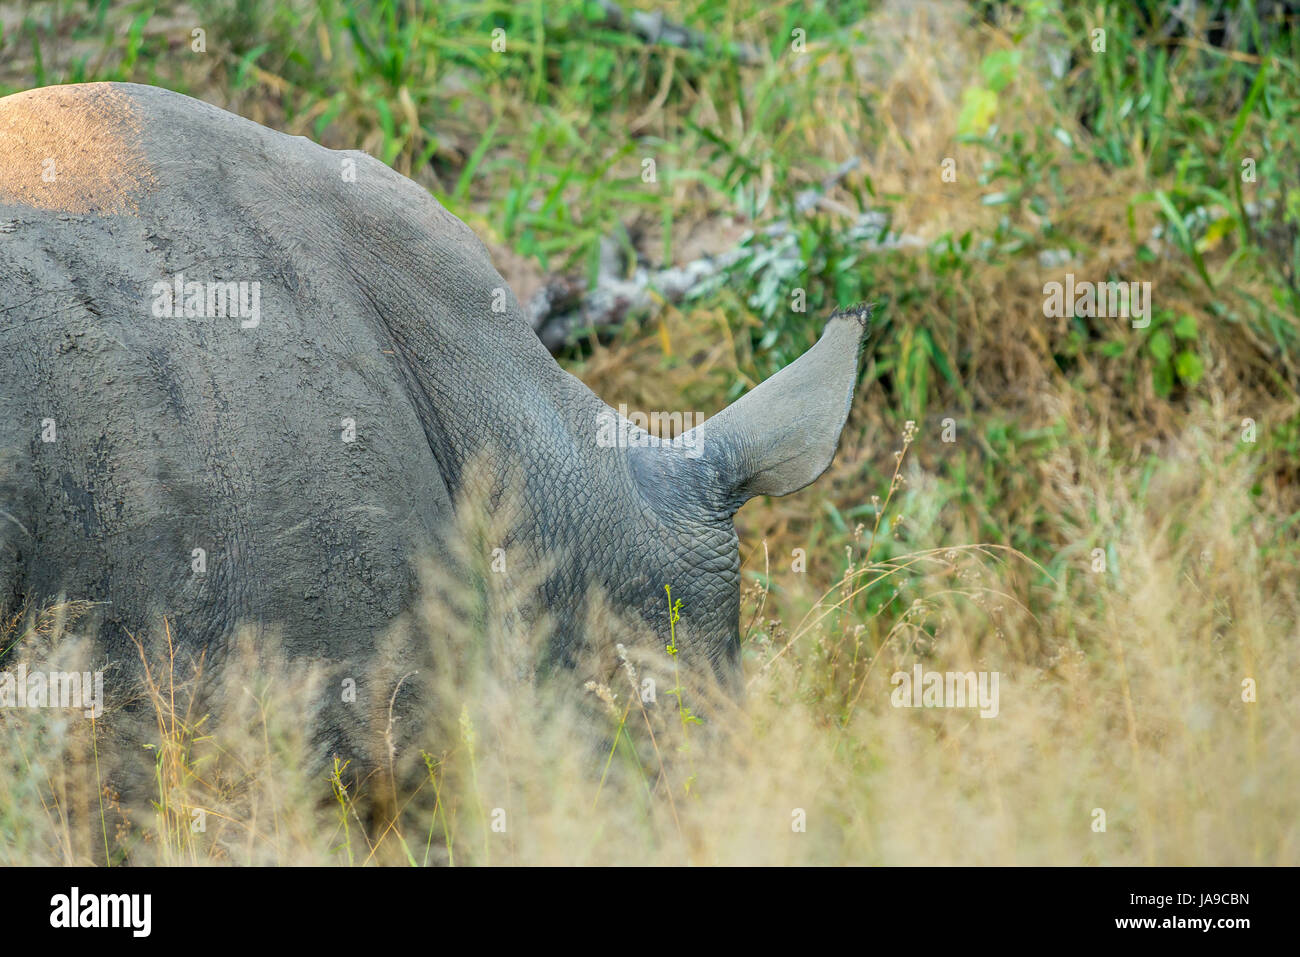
[0, 83, 470, 674]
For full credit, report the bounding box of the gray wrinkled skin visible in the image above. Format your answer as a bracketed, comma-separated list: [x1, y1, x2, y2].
[0, 83, 869, 782]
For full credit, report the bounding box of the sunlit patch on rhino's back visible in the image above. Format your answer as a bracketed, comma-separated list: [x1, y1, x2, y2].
[0, 83, 154, 215]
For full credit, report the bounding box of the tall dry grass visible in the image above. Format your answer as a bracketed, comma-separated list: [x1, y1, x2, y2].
[2, 415, 1293, 866]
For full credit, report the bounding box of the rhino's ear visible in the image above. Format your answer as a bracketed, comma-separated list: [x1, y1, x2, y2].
[692, 303, 871, 514]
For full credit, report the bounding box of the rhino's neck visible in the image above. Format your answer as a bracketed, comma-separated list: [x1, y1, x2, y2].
[381, 309, 643, 562]
[425, 338, 613, 495]
[411, 325, 649, 662]
[328, 175, 638, 542]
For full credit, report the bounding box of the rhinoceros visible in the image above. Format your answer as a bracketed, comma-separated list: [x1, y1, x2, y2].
[0, 82, 869, 782]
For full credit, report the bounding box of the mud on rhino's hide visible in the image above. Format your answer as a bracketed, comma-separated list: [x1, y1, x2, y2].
[0, 82, 871, 778]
